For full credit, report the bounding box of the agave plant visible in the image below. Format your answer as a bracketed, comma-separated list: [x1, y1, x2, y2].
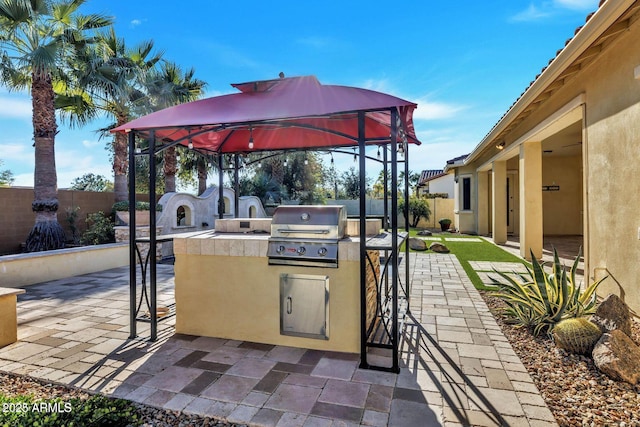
[491, 247, 606, 336]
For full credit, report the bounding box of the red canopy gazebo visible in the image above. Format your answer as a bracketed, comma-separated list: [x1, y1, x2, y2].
[112, 75, 421, 373]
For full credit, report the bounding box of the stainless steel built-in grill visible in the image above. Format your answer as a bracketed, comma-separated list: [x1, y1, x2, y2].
[267, 205, 347, 268]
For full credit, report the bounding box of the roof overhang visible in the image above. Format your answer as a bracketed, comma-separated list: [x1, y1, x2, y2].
[463, 0, 637, 166]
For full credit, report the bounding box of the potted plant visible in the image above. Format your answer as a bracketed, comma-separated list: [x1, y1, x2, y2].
[438, 218, 452, 232]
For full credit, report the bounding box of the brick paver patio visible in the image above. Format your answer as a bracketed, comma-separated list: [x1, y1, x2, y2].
[0, 253, 557, 426]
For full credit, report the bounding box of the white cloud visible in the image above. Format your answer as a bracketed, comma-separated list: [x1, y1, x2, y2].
[130, 18, 143, 28]
[360, 78, 391, 93]
[554, 0, 598, 10]
[510, 0, 598, 22]
[0, 95, 31, 119]
[81, 139, 101, 148]
[0, 143, 32, 163]
[510, 4, 552, 22]
[412, 100, 467, 121]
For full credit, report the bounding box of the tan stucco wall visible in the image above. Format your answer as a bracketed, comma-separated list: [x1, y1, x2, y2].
[414, 198, 455, 229]
[174, 235, 362, 353]
[0, 243, 128, 287]
[463, 14, 640, 312]
[542, 156, 583, 235]
[582, 19, 640, 312]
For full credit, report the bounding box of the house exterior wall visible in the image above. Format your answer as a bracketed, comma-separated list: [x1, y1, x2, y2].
[542, 156, 583, 235]
[426, 174, 455, 198]
[452, 165, 477, 234]
[581, 19, 640, 311]
[457, 12, 640, 311]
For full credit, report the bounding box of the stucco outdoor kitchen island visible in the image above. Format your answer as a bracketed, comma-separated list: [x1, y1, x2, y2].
[172, 224, 381, 354]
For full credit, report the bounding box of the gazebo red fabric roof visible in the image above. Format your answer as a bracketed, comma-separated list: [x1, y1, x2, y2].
[111, 75, 420, 153]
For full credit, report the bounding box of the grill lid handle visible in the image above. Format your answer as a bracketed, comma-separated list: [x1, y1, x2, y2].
[276, 229, 330, 234]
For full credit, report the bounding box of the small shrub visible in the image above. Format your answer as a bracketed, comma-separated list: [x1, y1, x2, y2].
[81, 212, 115, 245]
[112, 201, 163, 212]
[65, 206, 80, 244]
[0, 393, 139, 426]
[399, 197, 431, 227]
[491, 247, 606, 336]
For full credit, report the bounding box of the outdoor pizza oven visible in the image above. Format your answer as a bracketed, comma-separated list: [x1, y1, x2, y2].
[267, 205, 347, 268]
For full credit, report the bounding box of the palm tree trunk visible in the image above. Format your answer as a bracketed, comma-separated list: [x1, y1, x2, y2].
[197, 159, 207, 195]
[113, 115, 129, 202]
[25, 73, 65, 252]
[163, 146, 177, 193]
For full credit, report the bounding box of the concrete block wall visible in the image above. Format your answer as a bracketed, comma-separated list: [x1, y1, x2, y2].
[0, 187, 151, 255]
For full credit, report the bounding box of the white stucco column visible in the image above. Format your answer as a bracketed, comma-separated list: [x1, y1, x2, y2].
[492, 161, 507, 244]
[477, 171, 489, 236]
[519, 141, 543, 260]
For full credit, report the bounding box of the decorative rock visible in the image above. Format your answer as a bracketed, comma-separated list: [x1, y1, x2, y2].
[429, 242, 450, 253]
[408, 237, 428, 251]
[590, 294, 632, 337]
[417, 230, 432, 236]
[592, 330, 640, 385]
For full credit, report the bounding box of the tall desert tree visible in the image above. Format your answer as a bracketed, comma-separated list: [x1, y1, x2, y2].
[57, 27, 163, 202]
[140, 61, 206, 193]
[0, 0, 112, 251]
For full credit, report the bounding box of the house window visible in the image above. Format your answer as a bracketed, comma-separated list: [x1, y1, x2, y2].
[462, 177, 471, 211]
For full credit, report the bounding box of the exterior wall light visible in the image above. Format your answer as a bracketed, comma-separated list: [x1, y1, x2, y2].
[496, 141, 506, 150]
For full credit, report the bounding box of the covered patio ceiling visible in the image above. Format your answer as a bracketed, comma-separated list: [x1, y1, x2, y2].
[111, 75, 421, 154]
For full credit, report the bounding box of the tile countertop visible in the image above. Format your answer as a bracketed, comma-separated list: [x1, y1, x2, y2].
[172, 232, 362, 261]
[0, 288, 25, 297]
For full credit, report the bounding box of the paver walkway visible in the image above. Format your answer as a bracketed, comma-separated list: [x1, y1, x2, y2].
[0, 253, 557, 426]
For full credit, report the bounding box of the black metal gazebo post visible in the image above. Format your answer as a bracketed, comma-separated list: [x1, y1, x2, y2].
[128, 131, 137, 339]
[148, 130, 158, 341]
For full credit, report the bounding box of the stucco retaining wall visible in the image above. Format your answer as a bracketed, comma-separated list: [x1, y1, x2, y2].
[0, 243, 128, 288]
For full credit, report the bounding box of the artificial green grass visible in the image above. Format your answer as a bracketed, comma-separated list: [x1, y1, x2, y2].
[404, 229, 530, 290]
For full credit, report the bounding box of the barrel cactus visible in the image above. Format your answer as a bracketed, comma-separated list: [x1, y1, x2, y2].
[552, 317, 603, 355]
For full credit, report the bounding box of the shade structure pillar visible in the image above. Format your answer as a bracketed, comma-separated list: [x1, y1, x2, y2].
[389, 109, 399, 374]
[519, 141, 543, 260]
[234, 154, 240, 218]
[477, 170, 490, 236]
[492, 161, 508, 245]
[148, 131, 158, 341]
[128, 131, 137, 339]
[358, 111, 368, 370]
[218, 154, 224, 220]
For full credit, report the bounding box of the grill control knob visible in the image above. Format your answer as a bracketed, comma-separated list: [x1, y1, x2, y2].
[276, 245, 285, 254]
[317, 247, 327, 257]
[297, 246, 306, 255]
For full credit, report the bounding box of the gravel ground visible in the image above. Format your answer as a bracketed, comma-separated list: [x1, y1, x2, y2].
[481, 291, 640, 427]
[2, 297, 639, 426]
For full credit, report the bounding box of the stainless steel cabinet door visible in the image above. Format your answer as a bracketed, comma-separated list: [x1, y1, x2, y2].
[280, 274, 329, 340]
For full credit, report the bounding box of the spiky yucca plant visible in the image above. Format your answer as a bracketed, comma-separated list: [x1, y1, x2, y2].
[491, 247, 606, 336]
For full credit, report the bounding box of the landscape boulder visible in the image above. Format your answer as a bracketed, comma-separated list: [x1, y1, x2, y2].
[408, 238, 428, 251]
[429, 242, 450, 253]
[417, 230, 432, 236]
[592, 330, 640, 385]
[590, 294, 632, 337]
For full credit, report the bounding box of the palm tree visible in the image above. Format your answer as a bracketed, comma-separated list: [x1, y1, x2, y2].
[176, 149, 211, 195]
[0, 0, 112, 251]
[57, 27, 163, 202]
[140, 61, 206, 193]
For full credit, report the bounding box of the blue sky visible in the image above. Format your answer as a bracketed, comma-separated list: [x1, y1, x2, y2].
[0, 0, 599, 188]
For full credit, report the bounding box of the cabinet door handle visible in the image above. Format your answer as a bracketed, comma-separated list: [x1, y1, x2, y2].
[286, 296, 292, 314]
